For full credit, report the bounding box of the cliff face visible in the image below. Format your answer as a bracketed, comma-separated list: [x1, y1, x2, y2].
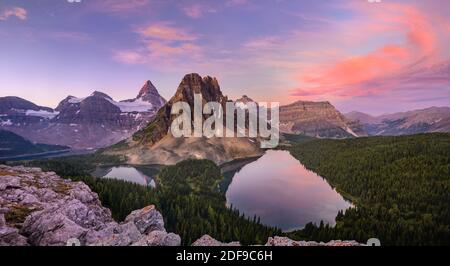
[132, 73, 228, 146]
[105, 73, 263, 165]
[0, 165, 180, 246]
[280, 101, 367, 138]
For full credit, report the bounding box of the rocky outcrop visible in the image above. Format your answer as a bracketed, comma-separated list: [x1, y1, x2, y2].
[192, 235, 241, 246]
[265, 236, 362, 246]
[280, 100, 367, 138]
[104, 73, 264, 165]
[0, 165, 180, 246]
[191, 235, 362, 246]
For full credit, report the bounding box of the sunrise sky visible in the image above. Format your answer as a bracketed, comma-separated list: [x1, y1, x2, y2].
[1, 0, 449, 115]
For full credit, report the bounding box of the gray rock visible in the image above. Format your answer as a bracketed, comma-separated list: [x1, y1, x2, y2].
[265, 236, 363, 246]
[132, 230, 181, 246]
[0, 165, 179, 246]
[192, 235, 241, 246]
[124, 205, 165, 234]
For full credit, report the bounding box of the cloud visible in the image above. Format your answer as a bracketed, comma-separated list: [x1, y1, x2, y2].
[136, 22, 198, 41]
[89, 0, 150, 14]
[181, 4, 217, 19]
[0, 6, 27, 21]
[114, 22, 202, 67]
[290, 3, 446, 100]
[243, 36, 280, 50]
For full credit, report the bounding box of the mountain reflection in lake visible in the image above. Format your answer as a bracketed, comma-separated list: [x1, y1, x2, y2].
[225, 150, 352, 231]
[93, 166, 156, 187]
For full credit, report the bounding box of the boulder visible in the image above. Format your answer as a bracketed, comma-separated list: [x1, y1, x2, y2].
[192, 235, 241, 246]
[0, 165, 179, 246]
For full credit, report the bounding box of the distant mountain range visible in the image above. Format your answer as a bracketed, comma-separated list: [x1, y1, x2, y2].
[1, 73, 449, 161]
[345, 107, 450, 136]
[0, 81, 166, 150]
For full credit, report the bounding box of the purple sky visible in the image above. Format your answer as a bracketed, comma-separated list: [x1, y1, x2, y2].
[0, 0, 449, 115]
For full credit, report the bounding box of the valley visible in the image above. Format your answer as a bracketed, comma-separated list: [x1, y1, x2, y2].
[3, 132, 449, 246]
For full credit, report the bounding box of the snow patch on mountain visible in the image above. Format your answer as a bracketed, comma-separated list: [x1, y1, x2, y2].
[25, 109, 59, 119]
[109, 98, 154, 113]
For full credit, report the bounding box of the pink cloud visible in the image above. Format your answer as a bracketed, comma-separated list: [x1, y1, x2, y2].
[0, 6, 27, 21]
[114, 21, 202, 67]
[182, 4, 217, 19]
[89, 0, 150, 13]
[136, 22, 198, 41]
[243, 36, 280, 50]
[291, 3, 444, 99]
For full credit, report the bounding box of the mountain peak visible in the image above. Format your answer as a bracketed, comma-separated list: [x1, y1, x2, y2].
[90, 91, 112, 100]
[173, 73, 225, 104]
[236, 95, 254, 103]
[137, 80, 158, 99]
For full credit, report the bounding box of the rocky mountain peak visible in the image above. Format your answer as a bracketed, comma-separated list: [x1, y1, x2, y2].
[137, 80, 158, 99]
[132, 73, 228, 146]
[236, 95, 254, 103]
[172, 73, 226, 105]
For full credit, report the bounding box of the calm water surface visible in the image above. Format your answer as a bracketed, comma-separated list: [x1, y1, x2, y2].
[225, 150, 352, 231]
[94, 166, 156, 187]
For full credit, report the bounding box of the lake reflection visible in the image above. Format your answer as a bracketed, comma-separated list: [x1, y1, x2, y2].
[225, 150, 352, 231]
[94, 166, 156, 187]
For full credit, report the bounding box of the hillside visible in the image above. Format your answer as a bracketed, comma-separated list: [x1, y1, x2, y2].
[280, 101, 367, 138]
[288, 133, 450, 245]
[0, 130, 69, 158]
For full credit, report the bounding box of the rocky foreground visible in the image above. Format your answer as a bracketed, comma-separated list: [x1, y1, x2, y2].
[0, 165, 362, 246]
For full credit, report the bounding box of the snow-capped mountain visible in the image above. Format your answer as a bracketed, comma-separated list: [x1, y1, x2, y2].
[0, 81, 166, 149]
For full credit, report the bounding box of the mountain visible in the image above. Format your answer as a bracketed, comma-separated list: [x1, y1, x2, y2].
[235, 95, 255, 109]
[345, 107, 450, 135]
[0, 130, 69, 158]
[279, 101, 367, 138]
[103, 73, 264, 165]
[344, 111, 380, 125]
[122, 80, 167, 110]
[0, 96, 59, 125]
[0, 81, 166, 149]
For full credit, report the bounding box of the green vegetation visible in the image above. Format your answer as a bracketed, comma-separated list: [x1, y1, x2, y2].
[156, 159, 280, 245]
[281, 133, 314, 144]
[5, 204, 41, 228]
[15, 153, 126, 176]
[288, 133, 450, 245]
[0, 130, 69, 158]
[16, 157, 279, 245]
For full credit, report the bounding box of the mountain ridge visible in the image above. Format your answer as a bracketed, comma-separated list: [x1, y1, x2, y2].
[0, 80, 166, 149]
[345, 106, 450, 135]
